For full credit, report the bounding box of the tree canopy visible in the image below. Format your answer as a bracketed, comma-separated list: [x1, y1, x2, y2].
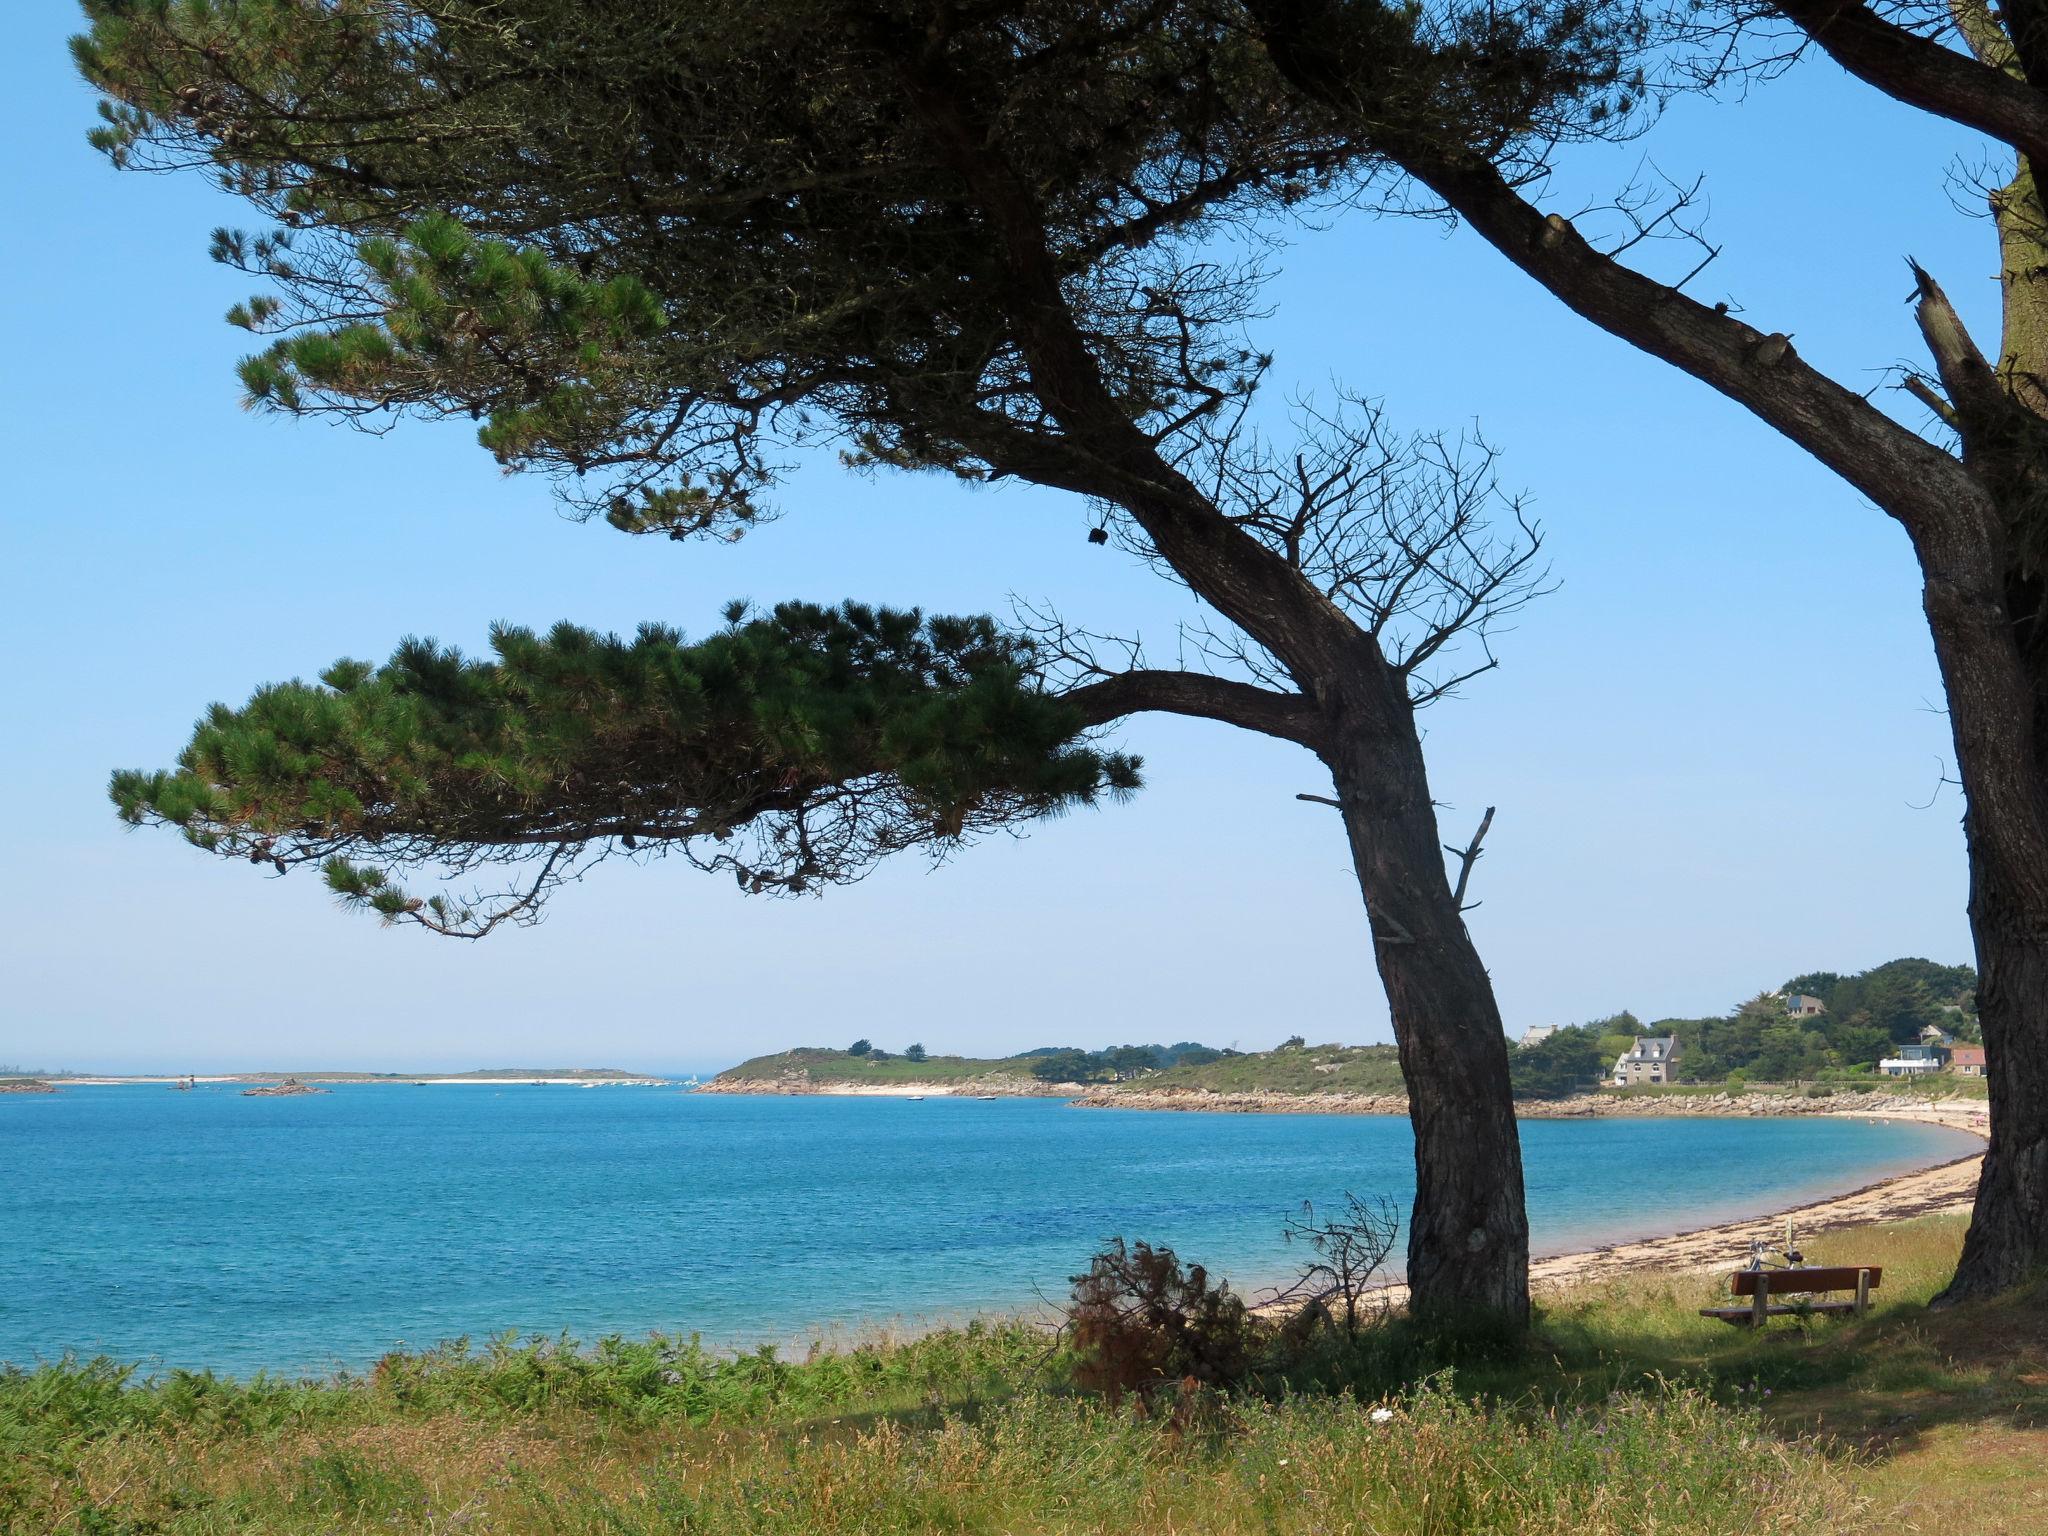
[111, 601, 1137, 935]
[74, 0, 1359, 530]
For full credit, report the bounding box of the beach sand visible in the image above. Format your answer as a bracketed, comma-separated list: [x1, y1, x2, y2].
[1236, 1100, 1987, 1314]
[1524, 1100, 1984, 1293]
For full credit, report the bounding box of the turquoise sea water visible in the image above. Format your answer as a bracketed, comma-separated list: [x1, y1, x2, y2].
[0, 1086, 1978, 1377]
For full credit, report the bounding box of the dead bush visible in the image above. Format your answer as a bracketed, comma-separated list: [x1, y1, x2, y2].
[1066, 1239, 1259, 1400]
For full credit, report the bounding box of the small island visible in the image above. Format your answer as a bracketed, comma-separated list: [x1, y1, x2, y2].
[703, 1039, 1261, 1097]
[239, 1077, 327, 1098]
[0, 1077, 57, 1095]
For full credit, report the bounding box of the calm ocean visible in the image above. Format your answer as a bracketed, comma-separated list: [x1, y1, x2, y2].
[0, 1086, 1977, 1377]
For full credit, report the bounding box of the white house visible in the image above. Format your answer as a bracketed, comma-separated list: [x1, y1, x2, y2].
[1518, 1024, 1558, 1049]
[1879, 1043, 1947, 1077]
[1613, 1037, 1681, 1087]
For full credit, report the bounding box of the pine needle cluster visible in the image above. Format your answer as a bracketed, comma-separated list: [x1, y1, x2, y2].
[111, 602, 1139, 935]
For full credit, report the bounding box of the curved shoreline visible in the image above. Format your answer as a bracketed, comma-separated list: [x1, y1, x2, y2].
[1521, 1100, 1984, 1294]
[1248, 1101, 1985, 1312]
[696, 1082, 1992, 1298]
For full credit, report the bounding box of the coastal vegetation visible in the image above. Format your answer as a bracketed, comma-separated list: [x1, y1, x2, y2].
[1106, 1042, 1408, 1097]
[706, 956, 1977, 1102]
[5, 1215, 2036, 1534]
[713, 1047, 1053, 1087]
[708, 1041, 1236, 1089]
[1515, 958, 1982, 1099]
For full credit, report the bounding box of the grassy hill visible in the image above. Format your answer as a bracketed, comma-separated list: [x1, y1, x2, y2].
[1107, 1042, 1407, 1096]
[712, 1042, 1411, 1095]
[712, 1047, 1048, 1085]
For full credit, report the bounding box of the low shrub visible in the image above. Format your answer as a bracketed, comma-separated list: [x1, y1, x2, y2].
[1067, 1239, 1258, 1398]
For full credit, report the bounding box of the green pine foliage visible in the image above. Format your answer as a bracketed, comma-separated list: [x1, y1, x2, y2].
[110, 602, 1138, 935]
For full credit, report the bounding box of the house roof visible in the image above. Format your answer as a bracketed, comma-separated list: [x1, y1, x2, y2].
[1622, 1037, 1676, 1060]
[1951, 1046, 1987, 1065]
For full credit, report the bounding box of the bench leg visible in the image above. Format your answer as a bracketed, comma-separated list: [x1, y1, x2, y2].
[1855, 1269, 1870, 1316]
[1753, 1274, 1769, 1329]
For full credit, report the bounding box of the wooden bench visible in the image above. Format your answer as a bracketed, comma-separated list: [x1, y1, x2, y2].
[1699, 1266, 1881, 1326]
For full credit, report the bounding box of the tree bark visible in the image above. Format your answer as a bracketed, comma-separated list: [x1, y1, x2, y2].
[1923, 537, 2048, 1310]
[1324, 669, 1531, 1325]
[1948, 825, 2048, 1298]
[1907, 248, 2048, 1300]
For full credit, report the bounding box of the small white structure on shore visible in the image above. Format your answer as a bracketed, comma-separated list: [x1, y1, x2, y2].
[1879, 1043, 1946, 1077]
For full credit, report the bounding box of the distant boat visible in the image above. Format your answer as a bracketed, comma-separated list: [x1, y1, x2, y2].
[907, 1094, 925, 1101]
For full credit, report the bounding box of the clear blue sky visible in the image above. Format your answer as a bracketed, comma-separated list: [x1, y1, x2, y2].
[0, 4, 1990, 1074]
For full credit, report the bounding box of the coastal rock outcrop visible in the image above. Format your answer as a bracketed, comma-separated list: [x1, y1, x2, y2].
[239, 1077, 327, 1098]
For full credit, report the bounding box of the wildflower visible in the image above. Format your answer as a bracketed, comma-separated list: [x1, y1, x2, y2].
[1370, 1407, 1395, 1424]
[1278, 1459, 1289, 1467]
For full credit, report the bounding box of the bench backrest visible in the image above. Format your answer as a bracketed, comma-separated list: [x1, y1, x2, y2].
[1730, 1266, 1881, 1296]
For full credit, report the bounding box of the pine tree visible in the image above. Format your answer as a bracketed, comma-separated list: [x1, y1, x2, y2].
[78, 0, 1556, 1325]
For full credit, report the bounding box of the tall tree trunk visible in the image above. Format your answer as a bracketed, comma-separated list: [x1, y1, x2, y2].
[1914, 158, 2048, 1299]
[1326, 670, 1531, 1325]
[1947, 840, 2048, 1300]
[904, 59, 1535, 1325]
[1911, 454, 2048, 1302]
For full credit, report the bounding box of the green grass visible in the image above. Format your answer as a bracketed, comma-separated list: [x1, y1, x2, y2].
[0, 1357, 1854, 1535]
[15, 1217, 2042, 1533]
[713, 1048, 1048, 1085]
[1109, 1042, 1408, 1097]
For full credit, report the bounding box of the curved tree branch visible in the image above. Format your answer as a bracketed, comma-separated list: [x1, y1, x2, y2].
[1066, 668, 1328, 749]
[1248, 0, 1985, 542]
[1766, 0, 2048, 164]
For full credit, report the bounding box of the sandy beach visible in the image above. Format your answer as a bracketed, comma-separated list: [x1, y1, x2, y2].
[1243, 1098, 1988, 1313]
[1521, 1098, 1985, 1293]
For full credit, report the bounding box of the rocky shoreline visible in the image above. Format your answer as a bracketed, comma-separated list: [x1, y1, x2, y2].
[1070, 1085, 1986, 1121]
[0, 1078, 57, 1095]
[697, 1073, 1989, 1124]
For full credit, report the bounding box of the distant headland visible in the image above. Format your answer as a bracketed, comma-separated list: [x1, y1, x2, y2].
[3, 1067, 672, 1091]
[704, 957, 1988, 1107]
